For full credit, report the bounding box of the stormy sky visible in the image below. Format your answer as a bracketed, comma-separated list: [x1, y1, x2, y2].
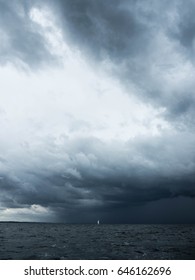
[0, 0, 195, 223]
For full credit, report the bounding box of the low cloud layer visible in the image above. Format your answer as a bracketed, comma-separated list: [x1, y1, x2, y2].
[0, 0, 195, 223]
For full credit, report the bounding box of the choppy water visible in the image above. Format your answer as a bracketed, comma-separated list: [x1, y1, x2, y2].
[0, 223, 194, 259]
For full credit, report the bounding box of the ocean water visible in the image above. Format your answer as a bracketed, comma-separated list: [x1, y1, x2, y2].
[0, 223, 194, 260]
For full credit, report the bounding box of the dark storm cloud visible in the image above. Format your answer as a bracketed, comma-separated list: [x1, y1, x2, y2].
[1, 0, 195, 223]
[171, 0, 195, 54]
[53, 0, 147, 60]
[47, 0, 195, 124]
[1, 133, 195, 222]
[1, 0, 195, 118]
[0, 0, 56, 67]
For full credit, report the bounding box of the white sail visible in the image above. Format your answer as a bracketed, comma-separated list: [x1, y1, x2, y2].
[97, 220, 100, 225]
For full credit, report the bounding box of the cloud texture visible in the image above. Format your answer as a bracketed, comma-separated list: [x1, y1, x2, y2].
[0, 0, 195, 223]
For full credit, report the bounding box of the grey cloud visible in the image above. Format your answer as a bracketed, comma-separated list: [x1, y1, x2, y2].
[47, 0, 195, 126]
[1, 0, 195, 123]
[55, 0, 147, 60]
[1, 0, 195, 223]
[1, 132, 195, 222]
[170, 0, 195, 54]
[0, 0, 57, 67]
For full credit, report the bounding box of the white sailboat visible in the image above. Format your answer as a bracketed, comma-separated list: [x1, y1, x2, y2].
[97, 220, 100, 225]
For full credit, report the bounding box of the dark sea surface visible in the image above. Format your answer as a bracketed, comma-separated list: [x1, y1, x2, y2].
[0, 223, 194, 260]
